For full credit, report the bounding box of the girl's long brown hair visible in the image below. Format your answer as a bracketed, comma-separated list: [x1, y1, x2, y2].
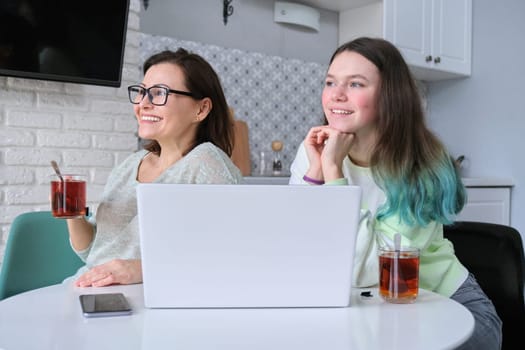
[330, 38, 465, 225]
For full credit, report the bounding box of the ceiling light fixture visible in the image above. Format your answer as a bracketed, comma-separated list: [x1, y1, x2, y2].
[274, 1, 320, 32]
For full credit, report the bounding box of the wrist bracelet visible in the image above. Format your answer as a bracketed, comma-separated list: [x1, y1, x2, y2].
[303, 175, 325, 185]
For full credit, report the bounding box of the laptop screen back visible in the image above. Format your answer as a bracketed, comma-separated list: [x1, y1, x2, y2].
[137, 184, 361, 308]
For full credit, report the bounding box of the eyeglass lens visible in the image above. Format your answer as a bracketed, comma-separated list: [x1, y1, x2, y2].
[128, 86, 170, 106]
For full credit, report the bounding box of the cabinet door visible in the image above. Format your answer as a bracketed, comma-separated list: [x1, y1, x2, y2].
[383, 0, 432, 70]
[383, 0, 472, 80]
[456, 188, 511, 225]
[431, 0, 472, 76]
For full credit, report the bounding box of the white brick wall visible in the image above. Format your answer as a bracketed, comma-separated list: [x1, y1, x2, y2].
[0, 0, 142, 267]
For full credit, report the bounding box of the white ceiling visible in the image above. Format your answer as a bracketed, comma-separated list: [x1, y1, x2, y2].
[297, 0, 379, 12]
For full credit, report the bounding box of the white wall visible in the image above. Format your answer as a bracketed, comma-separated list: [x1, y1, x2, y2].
[140, 0, 339, 64]
[0, 0, 143, 263]
[427, 0, 525, 237]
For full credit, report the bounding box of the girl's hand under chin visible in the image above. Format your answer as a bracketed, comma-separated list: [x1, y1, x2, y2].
[304, 126, 354, 181]
[321, 128, 355, 164]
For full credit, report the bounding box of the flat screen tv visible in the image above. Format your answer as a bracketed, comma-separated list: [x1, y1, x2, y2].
[0, 0, 129, 87]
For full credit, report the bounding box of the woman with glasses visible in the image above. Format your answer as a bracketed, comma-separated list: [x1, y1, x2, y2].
[66, 48, 243, 287]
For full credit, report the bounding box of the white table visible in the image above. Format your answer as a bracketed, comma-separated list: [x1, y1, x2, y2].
[0, 283, 474, 350]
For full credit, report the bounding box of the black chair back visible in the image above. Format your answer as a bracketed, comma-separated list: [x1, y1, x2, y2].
[444, 221, 525, 350]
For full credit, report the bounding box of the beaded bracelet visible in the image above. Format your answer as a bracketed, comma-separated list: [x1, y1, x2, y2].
[303, 175, 325, 185]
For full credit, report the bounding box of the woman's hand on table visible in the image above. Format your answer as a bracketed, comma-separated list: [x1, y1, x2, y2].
[75, 259, 143, 287]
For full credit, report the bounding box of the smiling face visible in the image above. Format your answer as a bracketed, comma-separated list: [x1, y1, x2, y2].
[134, 62, 205, 147]
[322, 50, 380, 142]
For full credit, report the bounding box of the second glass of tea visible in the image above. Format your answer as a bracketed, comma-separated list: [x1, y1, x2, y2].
[378, 246, 420, 304]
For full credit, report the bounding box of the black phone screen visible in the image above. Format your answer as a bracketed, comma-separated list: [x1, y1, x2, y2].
[79, 293, 132, 317]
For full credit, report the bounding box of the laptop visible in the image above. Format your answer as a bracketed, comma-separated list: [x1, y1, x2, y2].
[136, 184, 362, 308]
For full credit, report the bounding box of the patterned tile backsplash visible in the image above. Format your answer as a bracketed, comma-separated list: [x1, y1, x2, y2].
[140, 33, 327, 175]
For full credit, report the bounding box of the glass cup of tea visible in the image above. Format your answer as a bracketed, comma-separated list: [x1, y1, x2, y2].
[378, 246, 420, 304]
[50, 174, 87, 219]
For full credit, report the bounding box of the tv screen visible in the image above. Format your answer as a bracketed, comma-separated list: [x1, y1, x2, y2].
[0, 0, 129, 87]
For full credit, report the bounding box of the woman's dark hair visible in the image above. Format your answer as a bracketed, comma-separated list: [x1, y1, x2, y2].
[141, 48, 234, 156]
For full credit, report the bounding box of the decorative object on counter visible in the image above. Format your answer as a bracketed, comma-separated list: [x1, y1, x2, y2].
[230, 108, 251, 176]
[258, 151, 267, 176]
[454, 155, 465, 168]
[223, 0, 234, 25]
[454, 155, 468, 177]
[271, 140, 283, 175]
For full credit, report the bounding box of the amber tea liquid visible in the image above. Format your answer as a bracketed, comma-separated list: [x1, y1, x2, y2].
[51, 176, 86, 218]
[379, 248, 419, 303]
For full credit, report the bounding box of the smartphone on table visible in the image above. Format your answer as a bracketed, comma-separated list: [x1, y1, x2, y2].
[79, 293, 132, 318]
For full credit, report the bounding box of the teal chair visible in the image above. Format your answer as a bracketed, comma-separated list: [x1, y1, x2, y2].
[0, 211, 85, 300]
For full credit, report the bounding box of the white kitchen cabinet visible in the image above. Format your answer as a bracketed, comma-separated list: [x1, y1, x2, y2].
[339, 0, 472, 81]
[243, 177, 512, 226]
[456, 179, 513, 225]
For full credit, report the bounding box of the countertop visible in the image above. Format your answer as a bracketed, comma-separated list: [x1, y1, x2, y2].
[244, 176, 515, 188]
[461, 177, 514, 187]
[243, 176, 290, 185]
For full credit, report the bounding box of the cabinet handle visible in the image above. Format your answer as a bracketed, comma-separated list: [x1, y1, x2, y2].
[434, 56, 441, 64]
[425, 55, 432, 62]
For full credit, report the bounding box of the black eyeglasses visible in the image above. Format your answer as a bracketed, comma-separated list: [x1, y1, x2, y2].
[127, 85, 196, 106]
